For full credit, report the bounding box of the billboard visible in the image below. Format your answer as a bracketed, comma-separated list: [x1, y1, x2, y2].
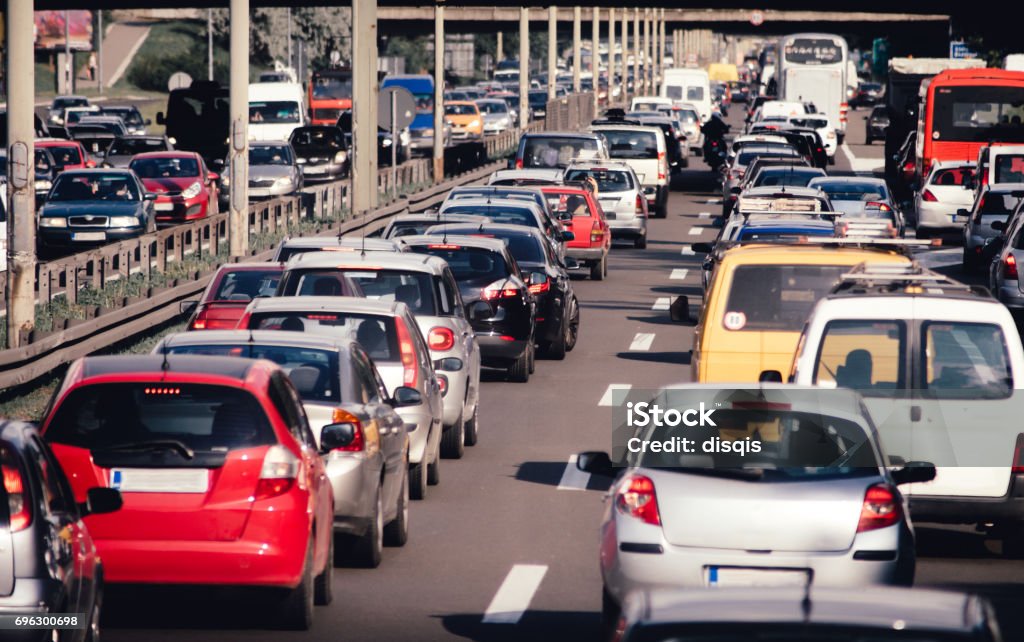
[34, 11, 93, 51]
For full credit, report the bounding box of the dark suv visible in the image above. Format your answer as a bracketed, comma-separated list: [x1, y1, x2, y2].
[0, 420, 122, 642]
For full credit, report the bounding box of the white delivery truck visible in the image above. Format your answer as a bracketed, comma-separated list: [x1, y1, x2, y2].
[661, 68, 712, 122]
[248, 82, 307, 141]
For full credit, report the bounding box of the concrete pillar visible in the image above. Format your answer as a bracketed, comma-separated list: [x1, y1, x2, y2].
[434, 3, 445, 178]
[207, 9, 214, 81]
[97, 11, 104, 94]
[632, 9, 640, 98]
[352, 0, 379, 213]
[658, 9, 665, 90]
[6, 0, 35, 348]
[547, 6, 556, 100]
[228, 0, 249, 258]
[620, 8, 628, 103]
[591, 8, 599, 115]
[519, 7, 529, 132]
[497, 32, 504, 64]
[607, 8, 616, 102]
[572, 7, 581, 93]
[645, 9, 653, 94]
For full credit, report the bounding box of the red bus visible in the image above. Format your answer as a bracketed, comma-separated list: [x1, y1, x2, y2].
[309, 68, 353, 125]
[916, 68, 1024, 182]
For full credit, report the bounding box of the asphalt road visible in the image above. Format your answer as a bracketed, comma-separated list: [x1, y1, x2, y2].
[99, 105, 1024, 641]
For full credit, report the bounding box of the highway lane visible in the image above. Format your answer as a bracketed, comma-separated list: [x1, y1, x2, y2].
[97, 107, 1024, 641]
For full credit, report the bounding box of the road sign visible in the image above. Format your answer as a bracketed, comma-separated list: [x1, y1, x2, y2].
[168, 71, 193, 92]
[379, 86, 417, 131]
[750, 10, 765, 26]
[950, 41, 978, 60]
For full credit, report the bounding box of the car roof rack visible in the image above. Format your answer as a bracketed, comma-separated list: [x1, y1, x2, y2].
[830, 262, 992, 298]
[695, 236, 941, 262]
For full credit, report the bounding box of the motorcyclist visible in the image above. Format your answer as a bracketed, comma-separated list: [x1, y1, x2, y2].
[701, 114, 730, 168]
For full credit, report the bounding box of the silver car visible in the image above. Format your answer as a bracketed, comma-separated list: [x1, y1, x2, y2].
[99, 135, 173, 169]
[564, 160, 648, 249]
[989, 199, 1024, 316]
[272, 235, 408, 262]
[808, 176, 905, 239]
[154, 330, 413, 568]
[382, 213, 488, 239]
[279, 252, 482, 473]
[475, 98, 513, 135]
[962, 186, 1023, 274]
[238, 295, 444, 501]
[248, 140, 303, 200]
[578, 385, 929, 626]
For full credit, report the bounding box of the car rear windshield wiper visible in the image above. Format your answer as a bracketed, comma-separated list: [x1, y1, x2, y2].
[93, 439, 195, 460]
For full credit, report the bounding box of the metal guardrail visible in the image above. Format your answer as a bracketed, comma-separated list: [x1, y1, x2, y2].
[0, 91, 595, 390]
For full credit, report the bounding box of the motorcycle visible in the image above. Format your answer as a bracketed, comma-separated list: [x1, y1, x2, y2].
[703, 137, 728, 172]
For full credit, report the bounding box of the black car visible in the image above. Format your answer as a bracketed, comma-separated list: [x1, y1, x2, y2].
[336, 110, 407, 167]
[289, 125, 349, 182]
[865, 104, 890, 145]
[38, 169, 157, 250]
[851, 81, 884, 108]
[68, 124, 120, 159]
[402, 235, 536, 381]
[419, 223, 580, 358]
[728, 80, 751, 103]
[0, 420, 123, 642]
[99, 105, 150, 135]
[528, 90, 549, 120]
[1, 149, 59, 207]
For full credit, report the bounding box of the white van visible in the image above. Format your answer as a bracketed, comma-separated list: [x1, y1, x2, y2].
[661, 68, 712, 123]
[1005, 54, 1024, 72]
[248, 82, 307, 141]
[989, 145, 1024, 188]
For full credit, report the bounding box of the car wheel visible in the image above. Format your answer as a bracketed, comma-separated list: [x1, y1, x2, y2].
[314, 531, 334, 605]
[85, 586, 102, 642]
[463, 404, 479, 446]
[601, 587, 621, 642]
[590, 257, 604, 280]
[828, 155, 836, 166]
[634, 235, 647, 250]
[528, 341, 536, 374]
[542, 319, 568, 360]
[427, 447, 441, 486]
[346, 486, 383, 568]
[656, 199, 668, 218]
[441, 412, 466, 459]
[962, 251, 975, 275]
[508, 348, 530, 383]
[278, 537, 315, 630]
[565, 298, 580, 352]
[409, 459, 427, 500]
[915, 227, 930, 240]
[383, 465, 409, 546]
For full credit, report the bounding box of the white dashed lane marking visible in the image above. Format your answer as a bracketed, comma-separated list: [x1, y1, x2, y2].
[681, 247, 694, 255]
[557, 454, 591, 491]
[698, 212, 711, 218]
[482, 564, 549, 624]
[629, 333, 655, 351]
[689, 227, 705, 235]
[652, 297, 671, 311]
[671, 268, 689, 280]
[599, 384, 632, 406]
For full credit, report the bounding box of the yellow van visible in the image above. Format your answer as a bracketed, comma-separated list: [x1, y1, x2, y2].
[692, 244, 911, 383]
[707, 63, 739, 83]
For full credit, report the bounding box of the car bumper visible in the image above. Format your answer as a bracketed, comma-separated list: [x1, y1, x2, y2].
[475, 333, 530, 365]
[248, 185, 297, 200]
[908, 476, 1024, 524]
[566, 246, 606, 263]
[603, 522, 910, 602]
[39, 226, 145, 247]
[154, 196, 209, 224]
[606, 217, 647, 238]
[397, 404, 435, 465]
[916, 201, 964, 231]
[300, 163, 345, 181]
[408, 137, 434, 151]
[450, 129, 482, 140]
[325, 451, 380, 536]
[997, 282, 1024, 310]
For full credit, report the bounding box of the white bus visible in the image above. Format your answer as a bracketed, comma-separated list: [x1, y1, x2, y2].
[777, 33, 850, 142]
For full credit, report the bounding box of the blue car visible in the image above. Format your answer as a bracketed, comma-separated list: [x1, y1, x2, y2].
[734, 218, 837, 242]
[38, 169, 156, 250]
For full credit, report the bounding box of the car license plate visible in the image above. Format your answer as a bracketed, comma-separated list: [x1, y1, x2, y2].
[71, 232, 105, 242]
[110, 468, 209, 493]
[154, 202, 175, 211]
[705, 567, 809, 588]
[603, 212, 616, 220]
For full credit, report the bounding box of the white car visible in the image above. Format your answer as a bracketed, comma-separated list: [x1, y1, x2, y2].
[791, 113, 838, 161]
[789, 262, 1024, 557]
[914, 160, 977, 237]
[589, 124, 669, 218]
[564, 159, 648, 248]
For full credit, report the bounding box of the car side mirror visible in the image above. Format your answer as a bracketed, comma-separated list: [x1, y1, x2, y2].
[891, 461, 937, 485]
[466, 300, 494, 321]
[390, 386, 423, 407]
[179, 300, 198, 315]
[156, 112, 165, 125]
[576, 451, 615, 476]
[669, 295, 689, 322]
[80, 487, 123, 517]
[145, 118, 153, 126]
[759, 370, 783, 383]
[992, 219, 1006, 231]
[433, 357, 463, 372]
[563, 257, 581, 270]
[691, 242, 714, 254]
[144, 192, 158, 201]
[208, 172, 219, 182]
[320, 422, 357, 453]
[561, 230, 575, 242]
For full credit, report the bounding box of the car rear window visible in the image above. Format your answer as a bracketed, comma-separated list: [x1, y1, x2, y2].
[47, 145, 82, 166]
[163, 344, 342, 403]
[45, 383, 276, 452]
[521, 136, 599, 168]
[408, 245, 513, 284]
[545, 192, 595, 218]
[922, 322, 1012, 398]
[341, 269, 438, 316]
[978, 193, 1021, 217]
[387, 221, 432, 238]
[247, 311, 399, 364]
[599, 129, 660, 159]
[565, 168, 634, 192]
[442, 205, 538, 228]
[723, 265, 847, 332]
[813, 320, 907, 396]
[753, 169, 823, 188]
[814, 182, 887, 201]
[736, 148, 800, 166]
[994, 155, 1024, 183]
[929, 167, 974, 187]
[210, 268, 281, 302]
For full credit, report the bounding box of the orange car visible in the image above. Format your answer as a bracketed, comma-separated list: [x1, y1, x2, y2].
[444, 101, 483, 141]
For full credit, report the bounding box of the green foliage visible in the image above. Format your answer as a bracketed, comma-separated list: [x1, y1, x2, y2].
[211, 7, 352, 70]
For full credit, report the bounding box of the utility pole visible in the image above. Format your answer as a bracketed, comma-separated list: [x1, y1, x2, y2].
[208, 9, 214, 81]
[97, 11, 104, 95]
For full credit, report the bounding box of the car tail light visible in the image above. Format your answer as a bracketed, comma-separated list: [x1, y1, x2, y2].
[635, 194, 645, 216]
[856, 484, 901, 533]
[428, 326, 455, 351]
[515, 158, 524, 169]
[591, 227, 605, 243]
[1013, 434, 1024, 474]
[528, 276, 551, 295]
[658, 151, 666, 180]
[1006, 254, 1019, 279]
[327, 408, 366, 452]
[865, 202, 891, 212]
[615, 474, 661, 526]
[395, 316, 420, 387]
[481, 281, 520, 300]
[921, 189, 938, 202]
[1, 444, 30, 532]
[254, 445, 300, 500]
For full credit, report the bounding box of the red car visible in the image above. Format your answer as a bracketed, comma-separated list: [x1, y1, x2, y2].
[541, 185, 611, 280]
[40, 355, 336, 630]
[183, 263, 286, 330]
[36, 138, 94, 172]
[129, 151, 219, 225]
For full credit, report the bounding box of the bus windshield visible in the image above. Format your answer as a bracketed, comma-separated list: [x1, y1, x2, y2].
[933, 85, 1024, 143]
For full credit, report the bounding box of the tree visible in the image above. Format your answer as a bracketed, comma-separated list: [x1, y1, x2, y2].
[212, 7, 352, 70]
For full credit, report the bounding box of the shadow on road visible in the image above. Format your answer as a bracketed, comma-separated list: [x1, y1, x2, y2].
[102, 585, 291, 630]
[438, 610, 599, 642]
[513, 461, 612, 492]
